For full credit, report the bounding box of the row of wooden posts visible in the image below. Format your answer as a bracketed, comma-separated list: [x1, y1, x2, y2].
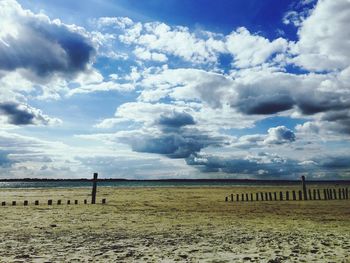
[225, 188, 349, 202]
[1, 198, 106, 206]
[1, 172, 102, 207]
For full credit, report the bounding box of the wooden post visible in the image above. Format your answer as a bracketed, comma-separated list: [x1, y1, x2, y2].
[91, 172, 98, 204]
[329, 189, 333, 200]
[35, 200, 39, 205]
[313, 189, 317, 200]
[245, 193, 249, 201]
[24, 200, 28, 206]
[274, 192, 277, 201]
[57, 200, 61, 205]
[67, 200, 71, 205]
[286, 191, 289, 201]
[280, 191, 283, 201]
[102, 198, 106, 204]
[301, 175, 307, 200]
[236, 194, 239, 201]
[231, 194, 234, 202]
[225, 196, 228, 202]
[250, 193, 253, 202]
[342, 188, 346, 199]
[260, 192, 264, 201]
[84, 199, 87, 204]
[75, 200, 78, 205]
[338, 189, 342, 200]
[323, 189, 327, 200]
[1, 201, 5, 206]
[292, 191, 296, 201]
[298, 190, 302, 200]
[308, 189, 312, 200]
[269, 192, 272, 201]
[333, 189, 337, 199]
[346, 188, 349, 199]
[256, 193, 259, 201]
[48, 200, 52, 205]
[317, 189, 321, 200]
[12, 201, 16, 206]
[265, 192, 268, 201]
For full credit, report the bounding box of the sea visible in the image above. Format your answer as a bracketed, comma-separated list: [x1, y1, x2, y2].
[0, 179, 347, 189]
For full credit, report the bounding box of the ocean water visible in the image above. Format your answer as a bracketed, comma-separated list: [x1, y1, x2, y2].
[0, 180, 338, 189]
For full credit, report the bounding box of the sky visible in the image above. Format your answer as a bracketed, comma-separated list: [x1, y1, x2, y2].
[0, 0, 350, 179]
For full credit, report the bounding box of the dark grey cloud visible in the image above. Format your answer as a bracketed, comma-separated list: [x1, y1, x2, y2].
[0, 102, 34, 125]
[119, 128, 226, 159]
[0, 102, 59, 125]
[157, 111, 195, 128]
[235, 93, 294, 115]
[0, 2, 95, 78]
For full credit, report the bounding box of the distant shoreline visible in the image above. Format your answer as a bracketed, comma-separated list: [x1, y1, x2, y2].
[1, 178, 350, 184]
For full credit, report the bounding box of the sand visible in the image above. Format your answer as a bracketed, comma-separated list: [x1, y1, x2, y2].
[0, 186, 349, 262]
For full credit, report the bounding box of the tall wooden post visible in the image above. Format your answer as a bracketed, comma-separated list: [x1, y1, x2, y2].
[301, 175, 307, 200]
[91, 172, 98, 204]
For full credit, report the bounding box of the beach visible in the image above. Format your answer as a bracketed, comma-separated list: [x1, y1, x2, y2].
[0, 186, 349, 262]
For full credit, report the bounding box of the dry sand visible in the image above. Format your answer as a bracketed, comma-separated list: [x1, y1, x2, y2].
[0, 186, 349, 262]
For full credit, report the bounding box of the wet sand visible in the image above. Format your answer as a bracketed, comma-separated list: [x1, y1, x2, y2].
[0, 186, 349, 262]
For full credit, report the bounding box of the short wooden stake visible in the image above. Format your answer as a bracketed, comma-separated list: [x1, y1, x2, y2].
[260, 192, 264, 201]
[286, 191, 289, 201]
[313, 189, 317, 200]
[12, 201, 16, 206]
[342, 188, 346, 199]
[268, 192, 272, 201]
[225, 196, 228, 202]
[317, 189, 321, 200]
[298, 190, 302, 200]
[280, 191, 283, 201]
[241, 193, 244, 201]
[23, 200, 28, 206]
[35, 200, 39, 205]
[245, 193, 249, 201]
[48, 200, 52, 205]
[67, 200, 71, 205]
[339, 189, 342, 200]
[236, 194, 239, 201]
[256, 193, 259, 201]
[75, 200, 78, 205]
[346, 188, 349, 199]
[308, 189, 312, 200]
[1, 201, 5, 206]
[57, 200, 61, 205]
[265, 192, 268, 201]
[323, 189, 327, 200]
[329, 189, 333, 200]
[333, 189, 337, 199]
[231, 194, 234, 202]
[274, 192, 277, 201]
[102, 198, 106, 204]
[250, 193, 253, 201]
[292, 191, 296, 201]
[84, 199, 87, 204]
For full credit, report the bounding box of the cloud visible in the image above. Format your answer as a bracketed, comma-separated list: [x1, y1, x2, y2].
[263, 126, 296, 145]
[157, 111, 195, 128]
[292, 0, 350, 71]
[0, 102, 61, 126]
[0, 0, 95, 79]
[0, 150, 13, 168]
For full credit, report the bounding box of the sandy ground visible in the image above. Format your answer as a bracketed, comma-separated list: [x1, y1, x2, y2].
[0, 186, 349, 262]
